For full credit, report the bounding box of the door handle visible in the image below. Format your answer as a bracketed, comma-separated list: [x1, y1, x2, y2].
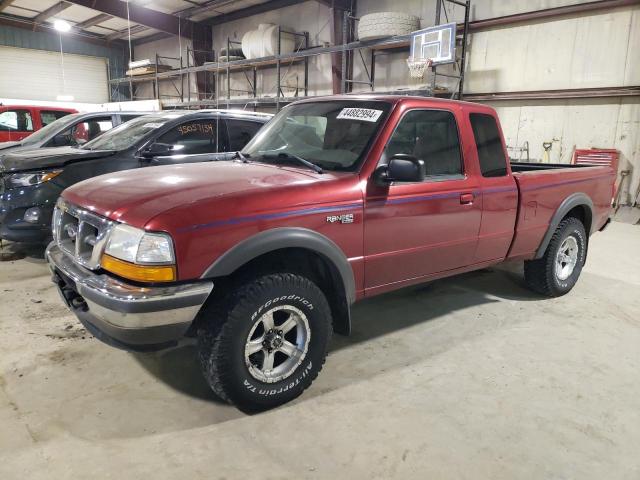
[460, 193, 474, 204]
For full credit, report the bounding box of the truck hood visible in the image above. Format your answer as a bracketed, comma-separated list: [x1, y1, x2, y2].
[62, 160, 325, 226]
[0, 146, 116, 172]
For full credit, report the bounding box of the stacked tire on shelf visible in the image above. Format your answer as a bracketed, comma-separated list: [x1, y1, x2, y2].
[357, 12, 421, 41]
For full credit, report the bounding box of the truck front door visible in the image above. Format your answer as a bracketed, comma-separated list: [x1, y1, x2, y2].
[364, 108, 481, 293]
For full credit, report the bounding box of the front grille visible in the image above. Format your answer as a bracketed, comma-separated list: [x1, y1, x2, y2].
[53, 200, 114, 270]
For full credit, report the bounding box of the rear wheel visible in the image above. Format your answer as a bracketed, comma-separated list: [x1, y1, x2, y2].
[524, 217, 587, 297]
[197, 273, 332, 411]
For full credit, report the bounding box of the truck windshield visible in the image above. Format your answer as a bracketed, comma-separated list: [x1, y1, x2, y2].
[82, 114, 177, 151]
[21, 114, 80, 146]
[242, 101, 391, 171]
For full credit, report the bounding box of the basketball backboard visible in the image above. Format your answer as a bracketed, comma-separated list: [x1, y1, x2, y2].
[409, 22, 456, 65]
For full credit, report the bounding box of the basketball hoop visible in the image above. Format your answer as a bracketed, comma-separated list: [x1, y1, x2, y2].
[407, 58, 432, 79]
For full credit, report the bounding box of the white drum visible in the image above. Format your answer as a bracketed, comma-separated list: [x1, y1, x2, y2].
[241, 23, 296, 59]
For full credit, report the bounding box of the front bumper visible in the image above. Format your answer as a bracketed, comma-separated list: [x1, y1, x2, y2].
[46, 243, 213, 351]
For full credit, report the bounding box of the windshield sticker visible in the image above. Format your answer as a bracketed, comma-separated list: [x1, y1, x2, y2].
[336, 108, 383, 123]
[178, 123, 214, 135]
[142, 122, 165, 129]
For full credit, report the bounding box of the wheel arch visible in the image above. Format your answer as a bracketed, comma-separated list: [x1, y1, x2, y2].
[201, 228, 355, 335]
[535, 192, 594, 259]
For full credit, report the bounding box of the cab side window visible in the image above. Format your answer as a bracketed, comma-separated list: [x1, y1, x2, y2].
[41, 110, 71, 127]
[385, 109, 462, 177]
[470, 113, 508, 177]
[56, 117, 113, 146]
[227, 119, 263, 151]
[0, 109, 33, 132]
[156, 119, 219, 154]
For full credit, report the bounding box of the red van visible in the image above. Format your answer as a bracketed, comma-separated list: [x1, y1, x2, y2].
[0, 105, 77, 143]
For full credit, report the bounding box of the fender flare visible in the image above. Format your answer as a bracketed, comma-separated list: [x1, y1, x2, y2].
[201, 227, 356, 305]
[534, 192, 594, 259]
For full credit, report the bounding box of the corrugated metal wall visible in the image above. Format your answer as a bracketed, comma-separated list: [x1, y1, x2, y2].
[0, 24, 127, 85]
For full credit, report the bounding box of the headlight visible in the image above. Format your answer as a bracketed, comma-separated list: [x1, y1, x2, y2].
[102, 224, 176, 282]
[6, 170, 62, 188]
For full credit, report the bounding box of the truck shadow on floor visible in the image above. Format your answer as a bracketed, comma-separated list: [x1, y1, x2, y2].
[0, 240, 46, 262]
[133, 264, 542, 403]
[333, 263, 537, 351]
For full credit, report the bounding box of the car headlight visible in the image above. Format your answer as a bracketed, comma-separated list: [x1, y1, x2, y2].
[6, 170, 62, 188]
[102, 224, 176, 282]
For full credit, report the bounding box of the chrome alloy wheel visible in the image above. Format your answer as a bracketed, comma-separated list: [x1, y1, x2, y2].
[555, 235, 579, 281]
[245, 305, 311, 383]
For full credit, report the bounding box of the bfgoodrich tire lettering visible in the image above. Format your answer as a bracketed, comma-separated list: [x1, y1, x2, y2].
[524, 217, 587, 297]
[197, 273, 332, 411]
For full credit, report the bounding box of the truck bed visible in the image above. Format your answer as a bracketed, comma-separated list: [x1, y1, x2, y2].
[510, 162, 594, 173]
[507, 162, 616, 260]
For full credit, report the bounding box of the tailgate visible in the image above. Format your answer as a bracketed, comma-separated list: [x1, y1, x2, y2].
[507, 165, 615, 260]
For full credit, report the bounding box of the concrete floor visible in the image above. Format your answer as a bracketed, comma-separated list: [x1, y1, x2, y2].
[0, 222, 638, 479]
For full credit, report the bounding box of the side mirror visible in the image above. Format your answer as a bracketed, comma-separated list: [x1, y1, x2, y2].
[376, 154, 426, 183]
[140, 143, 174, 159]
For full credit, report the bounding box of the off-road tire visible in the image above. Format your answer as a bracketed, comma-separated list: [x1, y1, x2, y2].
[524, 217, 587, 297]
[358, 12, 420, 41]
[197, 273, 332, 411]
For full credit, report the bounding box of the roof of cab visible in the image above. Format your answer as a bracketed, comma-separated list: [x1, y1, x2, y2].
[292, 94, 493, 111]
[160, 108, 273, 120]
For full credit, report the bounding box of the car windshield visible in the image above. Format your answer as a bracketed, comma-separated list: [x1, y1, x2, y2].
[20, 114, 82, 146]
[242, 100, 392, 171]
[81, 113, 180, 151]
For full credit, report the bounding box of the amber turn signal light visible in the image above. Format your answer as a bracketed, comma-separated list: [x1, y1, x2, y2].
[101, 254, 176, 283]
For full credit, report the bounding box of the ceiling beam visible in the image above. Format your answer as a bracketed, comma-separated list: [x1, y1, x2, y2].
[176, 0, 237, 19]
[132, 31, 172, 46]
[0, 12, 127, 49]
[106, 24, 148, 41]
[74, 12, 111, 29]
[0, 0, 16, 12]
[65, 0, 208, 38]
[200, 0, 307, 26]
[314, 0, 352, 9]
[33, 1, 72, 25]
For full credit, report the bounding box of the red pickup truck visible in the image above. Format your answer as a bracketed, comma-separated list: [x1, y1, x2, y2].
[0, 105, 76, 143]
[47, 95, 615, 411]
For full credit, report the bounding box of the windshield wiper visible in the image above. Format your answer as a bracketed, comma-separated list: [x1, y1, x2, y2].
[261, 151, 323, 174]
[233, 151, 248, 162]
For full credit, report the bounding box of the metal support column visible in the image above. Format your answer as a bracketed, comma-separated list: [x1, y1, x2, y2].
[304, 31, 310, 97]
[431, 0, 442, 93]
[276, 26, 282, 110]
[458, 0, 471, 98]
[341, 10, 349, 93]
[226, 38, 231, 107]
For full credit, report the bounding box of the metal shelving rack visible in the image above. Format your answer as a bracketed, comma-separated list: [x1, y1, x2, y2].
[109, 1, 471, 109]
[343, 0, 471, 98]
[109, 47, 215, 102]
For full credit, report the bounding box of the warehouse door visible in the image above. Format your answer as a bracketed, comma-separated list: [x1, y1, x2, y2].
[0, 46, 108, 103]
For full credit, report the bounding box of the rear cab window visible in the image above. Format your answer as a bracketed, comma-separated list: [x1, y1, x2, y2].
[470, 113, 508, 177]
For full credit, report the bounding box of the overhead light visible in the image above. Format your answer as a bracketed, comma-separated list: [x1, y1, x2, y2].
[53, 19, 71, 32]
[56, 94, 74, 101]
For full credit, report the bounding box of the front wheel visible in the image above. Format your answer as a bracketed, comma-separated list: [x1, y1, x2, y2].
[524, 217, 587, 297]
[197, 273, 332, 411]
